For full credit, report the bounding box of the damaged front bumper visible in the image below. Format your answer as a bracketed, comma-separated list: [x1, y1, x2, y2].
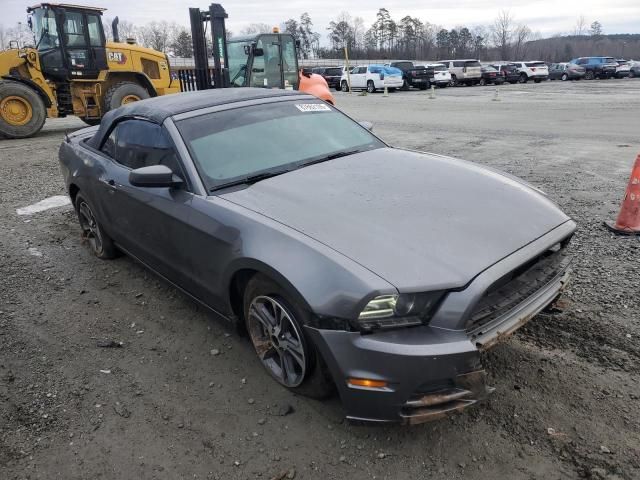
[305, 221, 576, 425]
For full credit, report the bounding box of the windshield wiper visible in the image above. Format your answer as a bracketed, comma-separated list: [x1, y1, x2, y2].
[301, 149, 362, 168]
[209, 169, 292, 192]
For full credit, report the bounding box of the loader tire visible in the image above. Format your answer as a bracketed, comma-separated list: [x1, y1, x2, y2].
[0, 80, 46, 139]
[103, 82, 150, 112]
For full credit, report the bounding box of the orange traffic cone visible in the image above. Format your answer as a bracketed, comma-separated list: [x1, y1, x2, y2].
[605, 154, 640, 235]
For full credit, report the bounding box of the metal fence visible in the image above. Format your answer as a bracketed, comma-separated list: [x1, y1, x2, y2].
[173, 68, 216, 92]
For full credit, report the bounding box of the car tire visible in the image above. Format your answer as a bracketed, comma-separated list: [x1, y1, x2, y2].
[244, 274, 334, 399]
[104, 81, 150, 112]
[341, 80, 349, 92]
[534, 78, 542, 83]
[0, 80, 47, 139]
[81, 117, 101, 126]
[561, 73, 569, 81]
[74, 193, 119, 260]
[518, 73, 528, 83]
[629, 71, 636, 78]
[584, 71, 595, 80]
[335, 84, 342, 92]
[366, 80, 376, 93]
[479, 78, 486, 86]
[449, 75, 458, 87]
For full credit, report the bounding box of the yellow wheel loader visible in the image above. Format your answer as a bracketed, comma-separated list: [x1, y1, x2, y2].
[0, 3, 179, 139]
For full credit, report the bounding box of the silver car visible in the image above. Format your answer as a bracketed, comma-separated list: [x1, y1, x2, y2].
[58, 88, 576, 424]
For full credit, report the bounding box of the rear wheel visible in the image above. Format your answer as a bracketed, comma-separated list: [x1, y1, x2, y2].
[244, 274, 333, 399]
[449, 75, 458, 87]
[103, 81, 150, 113]
[518, 73, 528, 83]
[479, 78, 486, 86]
[366, 80, 376, 93]
[74, 193, 119, 259]
[630, 70, 636, 78]
[584, 70, 595, 80]
[0, 80, 46, 139]
[561, 73, 569, 81]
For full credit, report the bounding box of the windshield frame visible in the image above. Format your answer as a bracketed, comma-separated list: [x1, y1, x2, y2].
[174, 98, 387, 193]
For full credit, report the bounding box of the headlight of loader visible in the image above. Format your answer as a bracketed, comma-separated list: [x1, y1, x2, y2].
[357, 292, 445, 331]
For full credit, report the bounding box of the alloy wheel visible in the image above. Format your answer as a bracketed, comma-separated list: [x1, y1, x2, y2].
[247, 295, 306, 387]
[77, 200, 103, 255]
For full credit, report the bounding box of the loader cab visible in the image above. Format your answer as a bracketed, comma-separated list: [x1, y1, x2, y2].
[28, 3, 108, 80]
[227, 33, 299, 90]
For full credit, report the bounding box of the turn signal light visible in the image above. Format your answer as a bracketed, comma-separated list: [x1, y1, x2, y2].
[348, 378, 388, 389]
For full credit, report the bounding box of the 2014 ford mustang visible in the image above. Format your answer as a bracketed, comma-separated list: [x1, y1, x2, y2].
[58, 88, 575, 424]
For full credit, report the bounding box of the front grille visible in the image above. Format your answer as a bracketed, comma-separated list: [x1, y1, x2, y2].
[466, 242, 571, 333]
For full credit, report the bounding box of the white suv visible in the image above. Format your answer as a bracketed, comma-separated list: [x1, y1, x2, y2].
[438, 59, 482, 86]
[513, 61, 549, 83]
[425, 63, 451, 87]
[340, 65, 404, 93]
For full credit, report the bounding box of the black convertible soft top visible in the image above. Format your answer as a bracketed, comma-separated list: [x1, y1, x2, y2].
[88, 88, 308, 148]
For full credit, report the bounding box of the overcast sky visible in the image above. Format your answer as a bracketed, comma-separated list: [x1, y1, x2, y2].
[5, 0, 640, 38]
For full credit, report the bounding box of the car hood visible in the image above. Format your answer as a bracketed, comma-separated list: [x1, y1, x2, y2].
[220, 148, 570, 291]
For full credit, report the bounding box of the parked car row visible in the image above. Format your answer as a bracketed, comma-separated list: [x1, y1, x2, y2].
[309, 57, 640, 93]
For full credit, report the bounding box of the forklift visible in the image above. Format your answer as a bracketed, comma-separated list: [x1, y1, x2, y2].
[186, 4, 333, 103]
[0, 3, 179, 139]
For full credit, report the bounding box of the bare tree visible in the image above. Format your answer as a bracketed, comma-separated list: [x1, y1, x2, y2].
[590, 21, 603, 37]
[573, 15, 587, 36]
[512, 24, 531, 59]
[241, 23, 271, 35]
[0, 24, 7, 50]
[139, 21, 176, 52]
[491, 10, 514, 60]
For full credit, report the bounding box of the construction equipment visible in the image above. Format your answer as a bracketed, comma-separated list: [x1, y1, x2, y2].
[185, 4, 333, 103]
[0, 3, 179, 138]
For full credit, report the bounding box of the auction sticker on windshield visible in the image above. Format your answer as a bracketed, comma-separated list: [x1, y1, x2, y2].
[295, 104, 331, 112]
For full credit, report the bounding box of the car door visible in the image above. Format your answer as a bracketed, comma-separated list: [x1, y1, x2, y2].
[96, 119, 200, 290]
[353, 67, 367, 88]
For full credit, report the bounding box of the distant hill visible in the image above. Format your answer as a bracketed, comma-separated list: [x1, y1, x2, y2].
[523, 34, 640, 62]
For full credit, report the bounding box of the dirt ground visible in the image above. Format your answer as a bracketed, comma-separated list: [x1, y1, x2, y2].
[1, 79, 639, 480]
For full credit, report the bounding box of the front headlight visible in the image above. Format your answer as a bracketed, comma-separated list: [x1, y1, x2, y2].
[357, 292, 445, 331]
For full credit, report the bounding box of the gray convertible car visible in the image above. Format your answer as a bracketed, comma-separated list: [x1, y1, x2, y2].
[59, 88, 575, 424]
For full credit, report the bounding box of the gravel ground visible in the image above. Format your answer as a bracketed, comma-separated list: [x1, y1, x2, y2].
[1, 79, 639, 480]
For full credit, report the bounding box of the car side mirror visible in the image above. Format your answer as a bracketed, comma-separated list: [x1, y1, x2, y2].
[129, 165, 183, 188]
[359, 121, 373, 131]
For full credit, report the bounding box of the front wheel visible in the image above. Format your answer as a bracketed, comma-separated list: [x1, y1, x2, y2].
[0, 80, 47, 139]
[366, 80, 376, 94]
[561, 73, 569, 81]
[341, 80, 350, 92]
[449, 75, 458, 87]
[74, 193, 119, 259]
[630, 71, 636, 78]
[479, 78, 486, 86]
[518, 73, 528, 83]
[244, 274, 333, 398]
[584, 71, 595, 80]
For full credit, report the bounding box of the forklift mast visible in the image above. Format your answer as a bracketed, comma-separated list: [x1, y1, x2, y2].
[189, 3, 230, 90]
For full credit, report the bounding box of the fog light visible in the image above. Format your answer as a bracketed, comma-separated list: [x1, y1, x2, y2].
[348, 378, 388, 389]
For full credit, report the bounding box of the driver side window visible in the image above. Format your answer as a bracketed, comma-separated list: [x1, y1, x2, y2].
[101, 120, 186, 183]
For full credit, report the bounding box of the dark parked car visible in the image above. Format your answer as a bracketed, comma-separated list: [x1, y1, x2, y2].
[549, 63, 586, 81]
[491, 63, 520, 84]
[479, 65, 505, 85]
[387, 61, 432, 90]
[311, 66, 343, 90]
[59, 88, 576, 424]
[630, 62, 640, 78]
[571, 57, 617, 79]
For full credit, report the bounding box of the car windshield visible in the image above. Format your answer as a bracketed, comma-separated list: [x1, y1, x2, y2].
[176, 100, 385, 190]
[432, 65, 447, 71]
[324, 67, 342, 76]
